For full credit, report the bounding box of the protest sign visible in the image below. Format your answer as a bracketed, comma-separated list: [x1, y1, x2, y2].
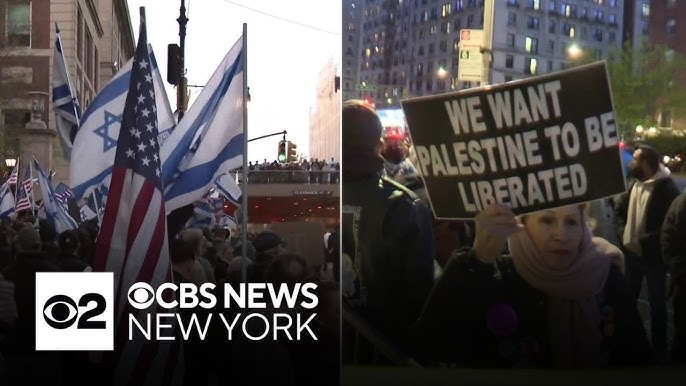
[401, 61, 626, 219]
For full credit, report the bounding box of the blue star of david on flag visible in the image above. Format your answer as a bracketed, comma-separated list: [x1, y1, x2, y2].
[93, 110, 122, 152]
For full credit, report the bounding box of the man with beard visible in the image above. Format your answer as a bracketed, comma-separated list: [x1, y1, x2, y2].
[615, 144, 680, 361]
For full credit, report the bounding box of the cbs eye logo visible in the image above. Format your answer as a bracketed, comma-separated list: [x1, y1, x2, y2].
[35, 272, 114, 351]
[127, 282, 156, 309]
[42, 293, 107, 330]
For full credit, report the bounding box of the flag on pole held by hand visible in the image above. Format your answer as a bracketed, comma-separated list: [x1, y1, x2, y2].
[6, 165, 18, 186]
[0, 183, 15, 218]
[53, 23, 82, 159]
[15, 165, 33, 213]
[160, 33, 245, 212]
[70, 44, 174, 202]
[34, 158, 78, 235]
[92, 10, 181, 385]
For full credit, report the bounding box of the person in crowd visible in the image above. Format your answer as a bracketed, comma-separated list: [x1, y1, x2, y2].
[0, 273, 17, 377]
[180, 228, 216, 285]
[38, 219, 60, 259]
[55, 229, 90, 272]
[416, 203, 653, 368]
[614, 144, 680, 359]
[251, 230, 288, 281]
[381, 132, 417, 183]
[341, 99, 435, 350]
[661, 190, 686, 363]
[1, 226, 62, 384]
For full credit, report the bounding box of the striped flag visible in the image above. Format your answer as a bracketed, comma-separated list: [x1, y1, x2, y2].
[160, 31, 245, 212]
[92, 12, 181, 385]
[15, 165, 33, 213]
[70, 44, 174, 202]
[6, 165, 18, 186]
[0, 183, 15, 218]
[34, 158, 78, 235]
[52, 23, 82, 159]
[54, 182, 74, 211]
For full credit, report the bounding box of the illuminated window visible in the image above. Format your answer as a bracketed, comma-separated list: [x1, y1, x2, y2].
[642, 3, 649, 18]
[525, 36, 538, 54]
[667, 19, 676, 35]
[526, 57, 538, 75]
[442, 3, 451, 17]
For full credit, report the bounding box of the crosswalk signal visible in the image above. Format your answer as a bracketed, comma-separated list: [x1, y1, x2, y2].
[277, 140, 287, 163]
[287, 141, 297, 162]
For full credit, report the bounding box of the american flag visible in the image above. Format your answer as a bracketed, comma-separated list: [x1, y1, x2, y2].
[6, 165, 18, 185]
[92, 13, 181, 385]
[15, 165, 33, 212]
[54, 182, 73, 210]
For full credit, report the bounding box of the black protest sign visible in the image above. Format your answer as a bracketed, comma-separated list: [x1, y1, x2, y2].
[401, 61, 626, 219]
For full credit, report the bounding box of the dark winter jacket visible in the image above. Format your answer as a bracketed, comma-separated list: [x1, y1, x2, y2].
[342, 174, 435, 345]
[414, 248, 653, 368]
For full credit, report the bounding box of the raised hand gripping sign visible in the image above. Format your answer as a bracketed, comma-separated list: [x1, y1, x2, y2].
[401, 61, 626, 219]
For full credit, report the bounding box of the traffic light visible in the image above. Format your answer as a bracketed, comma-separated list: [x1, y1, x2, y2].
[287, 141, 298, 162]
[277, 140, 287, 163]
[167, 44, 180, 85]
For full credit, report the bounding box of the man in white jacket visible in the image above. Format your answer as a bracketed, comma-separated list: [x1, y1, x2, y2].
[615, 145, 680, 359]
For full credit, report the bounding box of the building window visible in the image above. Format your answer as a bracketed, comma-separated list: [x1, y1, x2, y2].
[528, 0, 540, 10]
[508, 12, 517, 26]
[506, 54, 514, 68]
[5, 2, 31, 47]
[609, 31, 616, 42]
[548, 40, 554, 52]
[526, 57, 538, 75]
[454, 18, 461, 31]
[549, 1, 556, 11]
[641, 3, 649, 18]
[504, 75, 513, 82]
[593, 29, 603, 42]
[667, 0, 676, 8]
[594, 10, 604, 22]
[527, 16, 539, 30]
[641, 20, 649, 35]
[453, 38, 460, 52]
[507, 33, 515, 47]
[667, 19, 676, 35]
[440, 40, 448, 52]
[442, 21, 450, 33]
[547, 60, 553, 72]
[548, 19, 556, 33]
[609, 0, 617, 7]
[608, 14, 616, 25]
[525, 36, 538, 54]
[442, 3, 452, 16]
[467, 14, 474, 27]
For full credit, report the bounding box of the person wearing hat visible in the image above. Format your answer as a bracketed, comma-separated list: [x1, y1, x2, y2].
[1, 226, 61, 384]
[341, 99, 435, 353]
[250, 230, 287, 282]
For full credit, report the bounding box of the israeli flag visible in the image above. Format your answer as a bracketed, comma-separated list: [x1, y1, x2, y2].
[214, 173, 241, 205]
[52, 23, 82, 159]
[70, 45, 174, 201]
[160, 34, 245, 212]
[0, 183, 15, 219]
[34, 158, 78, 234]
[79, 205, 98, 223]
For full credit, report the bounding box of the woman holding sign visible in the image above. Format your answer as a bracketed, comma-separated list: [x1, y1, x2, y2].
[415, 204, 653, 368]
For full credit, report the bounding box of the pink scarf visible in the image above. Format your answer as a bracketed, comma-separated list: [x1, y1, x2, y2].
[508, 221, 624, 368]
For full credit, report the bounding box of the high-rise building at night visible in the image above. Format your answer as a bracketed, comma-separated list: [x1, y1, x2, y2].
[352, 0, 625, 109]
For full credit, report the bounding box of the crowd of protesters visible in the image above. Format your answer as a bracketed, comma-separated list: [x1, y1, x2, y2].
[246, 158, 340, 184]
[0, 210, 339, 385]
[341, 99, 686, 370]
